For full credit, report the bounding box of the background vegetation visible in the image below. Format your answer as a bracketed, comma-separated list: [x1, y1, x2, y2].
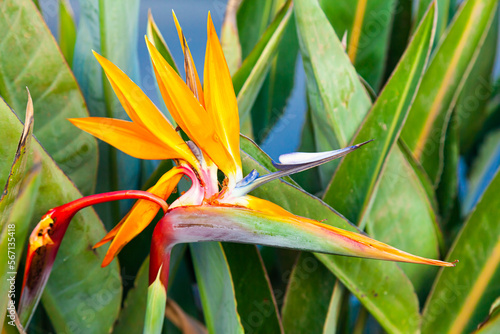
[1, 0, 500, 333]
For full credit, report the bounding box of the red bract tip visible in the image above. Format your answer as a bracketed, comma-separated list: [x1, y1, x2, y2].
[18, 190, 168, 328]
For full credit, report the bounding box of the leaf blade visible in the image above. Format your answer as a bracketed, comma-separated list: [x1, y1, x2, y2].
[0, 98, 122, 334]
[401, 0, 499, 184]
[323, 3, 436, 224]
[190, 242, 245, 334]
[294, 0, 372, 186]
[223, 243, 283, 333]
[320, 0, 397, 89]
[240, 138, 422, 333]
[58, 0, 77, 66]
[234, 1, 293, 130]
[73, 0, 142, 223]
[0, 0, 98, 195]
[282, 253, 335, 333]
[0, 161, 41, 333]
[422, 169, 500, 333]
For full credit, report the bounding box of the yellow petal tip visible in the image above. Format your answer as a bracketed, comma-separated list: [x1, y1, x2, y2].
[145, 34, 153, 48]
[207, 11, 214, 31]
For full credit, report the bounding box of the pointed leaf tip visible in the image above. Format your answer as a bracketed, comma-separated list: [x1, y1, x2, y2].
[144, 265, 167, 334]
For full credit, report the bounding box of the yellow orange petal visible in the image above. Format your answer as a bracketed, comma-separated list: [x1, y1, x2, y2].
[145, 37, 208, 136]
[170, 14, 217, 178]
[233, 195, 298, 219]
[92, 52, 198, 166]
[146, 37, 236, 179]
[69, 117, 186, 160]
[93, 211, 130, 249]
[101, 167, 185, 267]
[69, 117, 185, 160]
[172, 11, 205, 107]
[204, 12, 242, 182]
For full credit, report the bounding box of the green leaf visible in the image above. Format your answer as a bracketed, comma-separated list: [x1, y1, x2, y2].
[416, 0, 450, 44]
[383, 0, 413, 82]
[365, 148, 441, 297]
[0, 93, 37, 331]
[323, 3, 436, 224]
[474, 80, 500, 149]
[398, 140, 440, 214]
[146, 11, 179, 75]
[233, 1, 293, 130]
[0, 92, 34, 221]
[144, 269, 167, 334]
[2, 317, 23, 334]
[73, 0, 142, 223]
[113, 257, 150, 333]
[475, 297, 500, 334]
[250, 14, 299, 143]
[0, 99, 122, 333]
[323, 282, 347, 334]
[145, 11, 179, 127]
[0, 162, 41, 333]
[291, 107, 322, 195]
[0, 160, 41, 282]
[240, 138, 422, 334]
[222, 243, 283, 333]
[320, 0, 397, 90]
[32, 0, 41, 11]
[0, 0, 98, 195]
[401, 0, 499, 185]
[221, 1, 242, 75]
[436, 110, 459, 222]
[113, 246, 187, 333]
[463, 128, 500, 215]
[58, 0, 77, 66]
[422, 169, 500, 334]
[282, 253, 335, 333]
[320, 6, 445, 294]
[190, 242, 244, 334]
[456, 12, 498, 152]
[295, 0, 372, 187]
[73, 0, 141, 107]
[163, 247, 201, 334]
[318, 3, 443, 293]
[237, 0, 275, 59]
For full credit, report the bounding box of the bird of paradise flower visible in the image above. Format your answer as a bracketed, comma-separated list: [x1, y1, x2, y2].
[18, 11, 456, 333]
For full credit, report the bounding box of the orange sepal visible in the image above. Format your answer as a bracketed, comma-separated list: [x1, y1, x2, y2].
[204, 12, 242, 183]
[93, 211, 130, 249]
[92, 52, 198, 167]
[69, 117, 185, 160]
[146, 37, 235, 179]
